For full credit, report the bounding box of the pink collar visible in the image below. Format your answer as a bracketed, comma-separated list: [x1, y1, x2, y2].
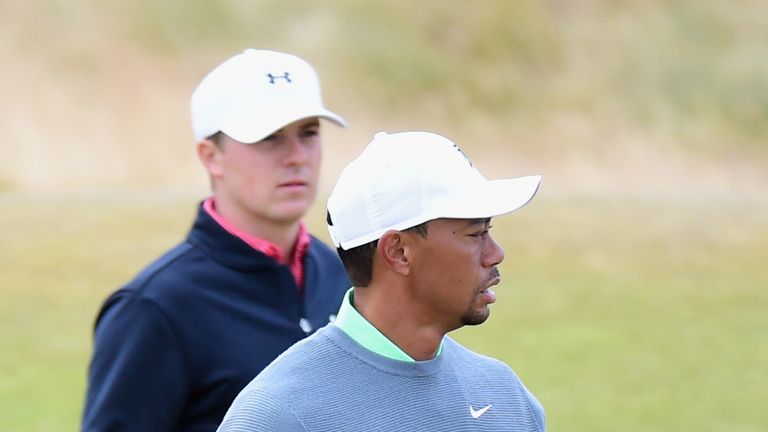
[203, 197, 310, 290]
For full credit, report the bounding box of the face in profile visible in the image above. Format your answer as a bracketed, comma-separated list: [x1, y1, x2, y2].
[407, 218, 505, 331]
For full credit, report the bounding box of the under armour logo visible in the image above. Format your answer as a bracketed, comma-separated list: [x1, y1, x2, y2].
[267, 72, 292, 84]
[453, 144, 474, 168]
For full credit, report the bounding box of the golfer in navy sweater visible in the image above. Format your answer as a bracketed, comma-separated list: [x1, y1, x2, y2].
[82, 49, 350, 431]
[219, 131, 546, 431]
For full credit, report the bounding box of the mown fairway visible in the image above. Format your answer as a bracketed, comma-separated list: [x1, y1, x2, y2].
[1, 192, 765, 431]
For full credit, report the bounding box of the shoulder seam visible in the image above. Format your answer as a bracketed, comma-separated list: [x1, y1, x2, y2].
[132, 241, 195, 296]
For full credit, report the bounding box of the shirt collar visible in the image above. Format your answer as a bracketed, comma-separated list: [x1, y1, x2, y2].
[203, 197, 310, 288]
[333, 288, 443, 362]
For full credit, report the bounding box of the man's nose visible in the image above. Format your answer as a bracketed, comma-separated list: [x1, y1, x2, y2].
[284, 134, 309, 165]
[483, 235, 505, 267]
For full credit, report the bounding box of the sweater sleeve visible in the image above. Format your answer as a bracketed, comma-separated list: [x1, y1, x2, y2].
[81, 292, 189, 431]
[218, 389, 306, 432]
[523, 386, 547, 432]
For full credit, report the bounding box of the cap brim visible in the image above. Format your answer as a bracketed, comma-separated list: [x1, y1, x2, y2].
[331, 175, 541, 250]
[220, 107, 346, 144]
[430, 175, 542, 221]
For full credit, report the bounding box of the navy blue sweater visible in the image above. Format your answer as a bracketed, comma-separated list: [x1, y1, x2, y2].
[82, 204, 350, 431]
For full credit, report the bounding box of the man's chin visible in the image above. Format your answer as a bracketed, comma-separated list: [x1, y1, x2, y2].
[461, 308, 491, 326]
[270, 204, 312, 224]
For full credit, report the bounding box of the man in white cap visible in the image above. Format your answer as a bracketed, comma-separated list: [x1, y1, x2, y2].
[82, 49, 350, 431]
[218, 131, 546, 431]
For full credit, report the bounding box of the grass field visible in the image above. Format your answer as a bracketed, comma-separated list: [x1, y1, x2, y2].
[1, 191, 766, 431]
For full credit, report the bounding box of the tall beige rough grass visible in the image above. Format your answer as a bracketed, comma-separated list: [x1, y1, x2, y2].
[1, 0, 766, 196]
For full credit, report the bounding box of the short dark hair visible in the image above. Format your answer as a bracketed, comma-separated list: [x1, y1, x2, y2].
[328, 211, 428, 287]
[207, 131, 225, 148]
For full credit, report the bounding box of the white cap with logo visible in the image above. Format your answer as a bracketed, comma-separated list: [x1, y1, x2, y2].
[190, 49, 346, 143]
[327, 131, 542, 250]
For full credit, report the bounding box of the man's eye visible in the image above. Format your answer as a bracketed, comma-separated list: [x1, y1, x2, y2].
[470, 225, 493, 238]
[261, 133, 279, 142]
[301, 128, 319, 138]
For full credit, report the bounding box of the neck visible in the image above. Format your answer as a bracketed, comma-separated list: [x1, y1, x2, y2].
[211, 198, 300, 262]
[353, 281, 446, 361]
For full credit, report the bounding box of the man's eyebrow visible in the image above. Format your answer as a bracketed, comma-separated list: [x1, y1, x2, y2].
[299, 119, 321, 128]
[463, 218, 491, 228]
[270, 119, 319, 135]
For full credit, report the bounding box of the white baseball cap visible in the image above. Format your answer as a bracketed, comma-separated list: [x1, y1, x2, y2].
[190, 49, 346, 143]
[327, 131, 542, 250]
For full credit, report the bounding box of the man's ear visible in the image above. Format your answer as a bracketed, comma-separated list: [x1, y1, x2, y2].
[196, 139, 223, 178]
[377, 231, 412, 276]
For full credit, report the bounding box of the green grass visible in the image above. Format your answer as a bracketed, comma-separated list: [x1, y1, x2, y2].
[1, 192, 766, 431]
[0, 193, 193, 430]
[453, 196, 768, 431]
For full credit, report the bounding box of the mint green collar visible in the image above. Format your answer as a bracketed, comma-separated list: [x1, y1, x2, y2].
[333, 288, 443, 362]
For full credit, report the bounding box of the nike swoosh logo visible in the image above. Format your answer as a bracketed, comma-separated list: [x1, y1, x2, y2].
[469, 404, 492, 418]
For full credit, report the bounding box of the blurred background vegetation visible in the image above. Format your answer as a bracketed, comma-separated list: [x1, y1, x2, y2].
[1, 0, 766, 430]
